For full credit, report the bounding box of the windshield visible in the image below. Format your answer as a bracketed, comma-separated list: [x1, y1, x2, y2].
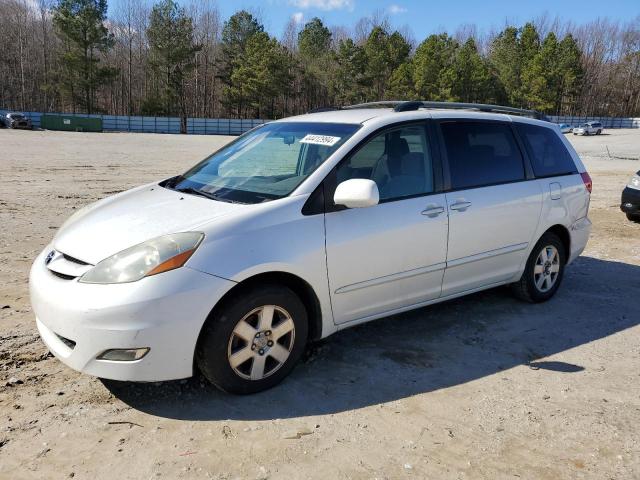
[165, 122, 360, 204]
[9, 113, 25, 120]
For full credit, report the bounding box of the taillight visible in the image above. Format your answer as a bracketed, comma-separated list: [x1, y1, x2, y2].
[580, 172, 592, 193]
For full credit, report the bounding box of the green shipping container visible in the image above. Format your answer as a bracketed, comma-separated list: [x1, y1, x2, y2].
[41, 114, 102, 132]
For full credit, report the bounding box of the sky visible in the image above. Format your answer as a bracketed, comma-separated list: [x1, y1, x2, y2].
[210, 0, 639, 39]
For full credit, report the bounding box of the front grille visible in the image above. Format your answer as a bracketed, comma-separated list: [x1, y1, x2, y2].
[62, 253, 90, 266]
[55, 332, 76, 350]
[49, 270, 76, 280]
[45, 249, 93, 280]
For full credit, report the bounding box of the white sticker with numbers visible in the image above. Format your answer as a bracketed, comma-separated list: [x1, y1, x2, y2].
[300, 134, 341, 147]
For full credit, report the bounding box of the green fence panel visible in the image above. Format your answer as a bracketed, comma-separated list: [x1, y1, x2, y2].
[40, 114, 103, 132]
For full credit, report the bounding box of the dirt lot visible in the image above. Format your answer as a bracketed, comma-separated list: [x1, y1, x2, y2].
[0, 128, 638, 480]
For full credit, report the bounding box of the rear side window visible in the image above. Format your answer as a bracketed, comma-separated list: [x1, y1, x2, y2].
[440, 122, 525, 190]
[516, 124, 577, 177]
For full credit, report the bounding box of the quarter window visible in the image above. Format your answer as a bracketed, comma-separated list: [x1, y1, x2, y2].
[440, 121, 525, 190]
[335, 125, 434, 201]
[516, 124, 577, 177]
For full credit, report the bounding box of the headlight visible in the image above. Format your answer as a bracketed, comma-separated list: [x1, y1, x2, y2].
[628, 174, 640, 190]
[79, 232, 204, 284]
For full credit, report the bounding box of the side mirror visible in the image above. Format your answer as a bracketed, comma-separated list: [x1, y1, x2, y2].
[334, 179, 379, 209]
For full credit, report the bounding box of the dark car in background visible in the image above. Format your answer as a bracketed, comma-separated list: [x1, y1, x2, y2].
[621, 170, 640, 222]
[1, 112, 32, 129]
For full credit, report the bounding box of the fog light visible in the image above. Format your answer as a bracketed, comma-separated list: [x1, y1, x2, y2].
[97, 348, 149, 361]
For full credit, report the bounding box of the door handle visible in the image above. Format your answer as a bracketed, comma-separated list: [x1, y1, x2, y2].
[450, 200, 472, 211]
[421, 205, 445, 217]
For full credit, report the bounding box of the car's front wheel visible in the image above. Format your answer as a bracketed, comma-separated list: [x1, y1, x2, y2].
[196, 284, 308, 394]
[511, 232, 566, 303]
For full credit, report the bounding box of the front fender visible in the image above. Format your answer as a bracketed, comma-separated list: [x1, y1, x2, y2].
[186, 195, 335, 336]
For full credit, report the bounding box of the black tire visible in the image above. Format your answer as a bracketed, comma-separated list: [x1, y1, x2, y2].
[196, 284, 308, 394]
[511, 232, 566, 303]
[596, 130, 602, 135]
[627, 213, 640, 223]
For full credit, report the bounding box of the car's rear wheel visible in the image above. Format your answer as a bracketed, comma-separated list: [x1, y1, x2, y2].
[511, 232, 566, 303]
[196, 284, 308, 394]
[596, 130, 602, 135]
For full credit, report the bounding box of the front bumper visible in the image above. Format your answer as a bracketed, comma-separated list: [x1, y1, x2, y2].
[29, 246, 235, 381]
[621, 187, 640, 214]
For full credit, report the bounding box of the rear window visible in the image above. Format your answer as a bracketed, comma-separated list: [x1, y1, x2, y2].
[440, 121, 525, 190]
[516, 124, 577, 178]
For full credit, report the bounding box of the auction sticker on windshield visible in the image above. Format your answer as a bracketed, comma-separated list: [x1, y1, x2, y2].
[300, 134, 341, 146]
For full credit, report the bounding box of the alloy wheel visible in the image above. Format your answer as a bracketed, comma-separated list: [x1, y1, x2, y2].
[533, 245, 560, 293]
[227, 305, 295, 380]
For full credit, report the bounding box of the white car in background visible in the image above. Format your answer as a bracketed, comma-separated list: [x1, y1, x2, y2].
[573, 121, 603, 135]
[30, 101, 593, 394]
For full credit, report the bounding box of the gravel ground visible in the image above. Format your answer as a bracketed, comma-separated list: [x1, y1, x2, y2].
[0, 128, 638, 480]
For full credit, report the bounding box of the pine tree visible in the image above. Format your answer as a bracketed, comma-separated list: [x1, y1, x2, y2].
[412, 33, 458, 101]
[298, 17, 331, 60]
[52, 0, 117, 113]
[518, 23, 542, 104]
[489, 26, 522, 106]
[219, 10, 264, 114]
[388, 62, 416, 100]
[522, 32, 560, 112]
[449, 38, 493, 103]
[363, 27, 411, 100]
[330, 38, 368, 105]
[219, 11, 263, 86]
[227, 32, 291, 118]
[297, 17, 333, 109]
[557, 34, 584, 114]
[144, 0, 201, 132]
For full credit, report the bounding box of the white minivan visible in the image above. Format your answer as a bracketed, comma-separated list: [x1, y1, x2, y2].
[30, 101, 593, 394]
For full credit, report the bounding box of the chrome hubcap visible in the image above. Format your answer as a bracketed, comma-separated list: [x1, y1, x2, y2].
[534, 245, 560, 293]
[227, 305, 295, 380]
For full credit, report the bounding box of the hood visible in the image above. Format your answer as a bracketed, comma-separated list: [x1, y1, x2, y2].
[54, 183, 245, 264]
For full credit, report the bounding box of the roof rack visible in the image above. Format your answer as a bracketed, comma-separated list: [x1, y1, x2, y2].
[333, 100, 547, 121]
[307, 107, 341, 114]
[341, 101, 405, 110]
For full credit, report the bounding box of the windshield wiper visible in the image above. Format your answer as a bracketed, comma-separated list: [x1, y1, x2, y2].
[176, 186, 243, 204]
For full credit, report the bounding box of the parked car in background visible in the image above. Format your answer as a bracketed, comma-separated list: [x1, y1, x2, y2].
[558, 123, 573, 133]
[29, 101, 593, 394]
[1, 112, 32, 129]
[573, 121, 603, 136]
[621, 170, 640, 222]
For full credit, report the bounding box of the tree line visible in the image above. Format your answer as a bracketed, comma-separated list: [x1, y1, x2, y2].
[1, 0, 639, 126]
